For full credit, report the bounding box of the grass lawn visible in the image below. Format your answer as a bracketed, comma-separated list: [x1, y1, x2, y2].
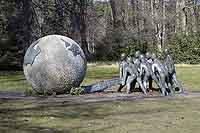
[1, 64, 200, 132]
[0, 64, 200, 92]
[1, 96, 200, 133]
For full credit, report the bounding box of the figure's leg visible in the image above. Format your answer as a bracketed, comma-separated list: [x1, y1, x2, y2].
[117, 84, 124, 92]
[160, 84, 167, 96]
[152, 72, 167, 96]
[152, 72, 162, 91]
[143, 75, 149, 91]
[137, 76, 147, 95]
[149, 77, 153, 91]
[172, 73, 183, 93]
[168, 74, 175, 90]
[122, 68, 128, 86]
[154, 78, 161, 90]
[158, 73, 167, 96]
[118, 68, 126, 92]
[131, 79, 137, 91]
[165, 75, 174, 94]
[126, 76, 135, 94]
[161, 78, 168, 96]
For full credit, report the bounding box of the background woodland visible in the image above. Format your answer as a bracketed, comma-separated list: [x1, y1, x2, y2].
[1, 0, 200, 70]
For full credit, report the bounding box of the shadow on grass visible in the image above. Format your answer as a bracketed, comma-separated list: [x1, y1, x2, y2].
[0, 98, 170, 132]
[0, 78, 26, 83]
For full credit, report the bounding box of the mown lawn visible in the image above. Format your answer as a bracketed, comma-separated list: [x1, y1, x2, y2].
[1, 64, 200, 133]
[1, 95, 200, 133]
[0, 64, 200, 92]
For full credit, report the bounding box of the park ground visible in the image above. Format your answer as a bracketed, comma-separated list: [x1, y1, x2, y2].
[0, 64, 200, 132]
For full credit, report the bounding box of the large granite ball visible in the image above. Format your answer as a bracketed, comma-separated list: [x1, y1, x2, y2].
[23, 35, 87, 94]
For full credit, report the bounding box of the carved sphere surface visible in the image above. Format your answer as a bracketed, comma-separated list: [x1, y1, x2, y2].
[23, 35, 87, 94]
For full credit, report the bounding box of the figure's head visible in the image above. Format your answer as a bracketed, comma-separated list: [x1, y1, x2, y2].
[132, 57, 136, 63]
[120, 53, 126, 60]
[151, 53, 157, 60]
[145, 52, 152, 59]
[127, 56, 133, 63]
[139, 54, 145, 62]
[135, 50, 141, 58]
[134, 59, 140, 66]
[164, 49, 170, 55]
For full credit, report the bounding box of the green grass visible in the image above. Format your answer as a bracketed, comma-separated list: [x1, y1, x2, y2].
[1, 96, 200, 132]
[0, 65, 200, 92]
[0, 71, 32, 92]
[83, 65, 119, 85]
[176, 66, 200, 91]
[1, 65, 200, 132]
[0, 65, 119, 93]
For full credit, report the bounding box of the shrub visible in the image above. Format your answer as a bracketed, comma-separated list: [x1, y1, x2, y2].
[168, 33, 200, 64]
[70, 87, 84, 96]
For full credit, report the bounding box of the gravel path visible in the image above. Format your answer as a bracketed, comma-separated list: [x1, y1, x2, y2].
[0, 90, 200, 105]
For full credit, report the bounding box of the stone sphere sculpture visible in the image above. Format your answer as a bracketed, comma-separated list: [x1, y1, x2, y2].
[23, 35, 87, 94]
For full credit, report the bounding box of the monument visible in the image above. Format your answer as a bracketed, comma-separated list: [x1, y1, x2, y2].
[23, 35, 87, 94]
[117, 51, 183, 96]
[163, 49, 183, 93]
[23, 35, 183, 96]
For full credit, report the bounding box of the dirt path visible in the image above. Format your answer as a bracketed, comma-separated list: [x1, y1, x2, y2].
[0, 90, 200, 105]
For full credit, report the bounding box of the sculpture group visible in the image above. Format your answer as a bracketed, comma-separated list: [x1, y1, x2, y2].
[23, 35, 183, 96]
[118, 49, 183, 96]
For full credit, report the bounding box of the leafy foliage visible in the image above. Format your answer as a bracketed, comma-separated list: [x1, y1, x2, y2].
[168, 33, 200, 64]
[1, 0, 200, 68]
[70, 87, 85, 95]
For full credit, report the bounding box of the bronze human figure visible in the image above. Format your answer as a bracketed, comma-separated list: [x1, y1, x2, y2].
[139, 54, 152, 91]
[145, 52, 154, 90]
[164, 49, 183, 93]
[133, 50, 142, 89]
[118, 53, 128, 92]
[133, 50, 141, 69]
[117, 50, 182, 96]
[151, 53, 170, 96]
[122, 56, 147, 95]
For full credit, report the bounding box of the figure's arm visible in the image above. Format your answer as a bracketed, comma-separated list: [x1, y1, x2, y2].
[119, 62, 123, 79]
[168, 56, 175, 73]
[137, 64, 141, 73]
[140, 64, 143, 76]
[152, 64, 156, 73]
[170, 56, 175, 71]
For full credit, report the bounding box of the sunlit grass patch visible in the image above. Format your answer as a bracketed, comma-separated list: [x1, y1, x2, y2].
[82, 65, 118, 85]
[1, 64, 200, 132]
[0, 64, 200, 92]
[176, 66, 200, 91]
[1, 97, 200, 132]
[0, 71, 31, 92]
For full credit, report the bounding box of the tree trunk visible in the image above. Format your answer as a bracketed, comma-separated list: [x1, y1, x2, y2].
[161, 0, 166, 49]
[150, 0, 156, 47]
[131, 0, 137, 27]
[79, 0, 91, 60]
[110, 0, 121, 29]
[121, 0, 128, 30]
[188, 4, 197, 33]
[154, 0, 162, 51]
[194, 2, 200, 32]
[175, 0, 186, 33]
[110, 0, 128, 30]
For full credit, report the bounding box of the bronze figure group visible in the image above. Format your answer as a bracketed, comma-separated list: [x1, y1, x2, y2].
[118, 49, 183, 96]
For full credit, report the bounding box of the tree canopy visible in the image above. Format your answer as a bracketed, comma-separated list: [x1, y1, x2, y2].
[1, 0, 200, 69]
